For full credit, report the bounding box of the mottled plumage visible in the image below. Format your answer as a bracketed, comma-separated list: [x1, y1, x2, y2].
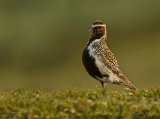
[82, 20, 136, 90]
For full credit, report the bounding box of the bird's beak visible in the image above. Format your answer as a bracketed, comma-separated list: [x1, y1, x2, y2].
[88, 29, 92, 35]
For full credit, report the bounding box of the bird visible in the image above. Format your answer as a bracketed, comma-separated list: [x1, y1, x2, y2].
[82, 20, 136, 90]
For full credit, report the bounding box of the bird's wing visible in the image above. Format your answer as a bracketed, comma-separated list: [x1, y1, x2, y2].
[100, 44, 137, 90]
[103, 46, 119, 68]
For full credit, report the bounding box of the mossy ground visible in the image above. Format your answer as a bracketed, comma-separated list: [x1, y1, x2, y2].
[0, 86, 160, 119]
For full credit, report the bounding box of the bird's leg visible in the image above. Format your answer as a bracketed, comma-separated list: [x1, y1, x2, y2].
[101, 82, 107, 95]
[101, 81, 104, 88]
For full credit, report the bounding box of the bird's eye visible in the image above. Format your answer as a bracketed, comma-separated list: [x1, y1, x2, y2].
[94, 27, 101, 30]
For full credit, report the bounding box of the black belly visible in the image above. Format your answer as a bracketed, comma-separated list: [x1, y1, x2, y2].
[82, 48, 103, 79]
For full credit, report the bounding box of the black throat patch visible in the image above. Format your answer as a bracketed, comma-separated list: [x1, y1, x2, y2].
[82, 42, 103, 79]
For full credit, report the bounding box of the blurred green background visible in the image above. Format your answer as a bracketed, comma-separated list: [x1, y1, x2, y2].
[0, 0, 160, 90]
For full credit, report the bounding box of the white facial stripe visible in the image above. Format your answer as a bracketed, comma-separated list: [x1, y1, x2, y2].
[91, 24, 107, 35]
[92, 24, 106, 28]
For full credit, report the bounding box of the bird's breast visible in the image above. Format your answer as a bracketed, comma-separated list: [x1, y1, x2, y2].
[85, 40, 120, 83]
[82, 40, 103, 79]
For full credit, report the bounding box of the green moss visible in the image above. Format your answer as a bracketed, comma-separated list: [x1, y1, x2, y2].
[0, 86, 160, 119]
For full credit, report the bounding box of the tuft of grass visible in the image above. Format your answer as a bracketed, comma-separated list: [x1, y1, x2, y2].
[0, 86, 160, 119]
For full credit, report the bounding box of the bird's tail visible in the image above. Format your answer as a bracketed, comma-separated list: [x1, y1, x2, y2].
[121, 76, 137, 90]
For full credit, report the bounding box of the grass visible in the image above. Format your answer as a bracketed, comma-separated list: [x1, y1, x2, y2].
[0, 86, 160, 119]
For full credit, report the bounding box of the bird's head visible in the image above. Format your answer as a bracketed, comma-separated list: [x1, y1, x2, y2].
[90, 20, 106, 38]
